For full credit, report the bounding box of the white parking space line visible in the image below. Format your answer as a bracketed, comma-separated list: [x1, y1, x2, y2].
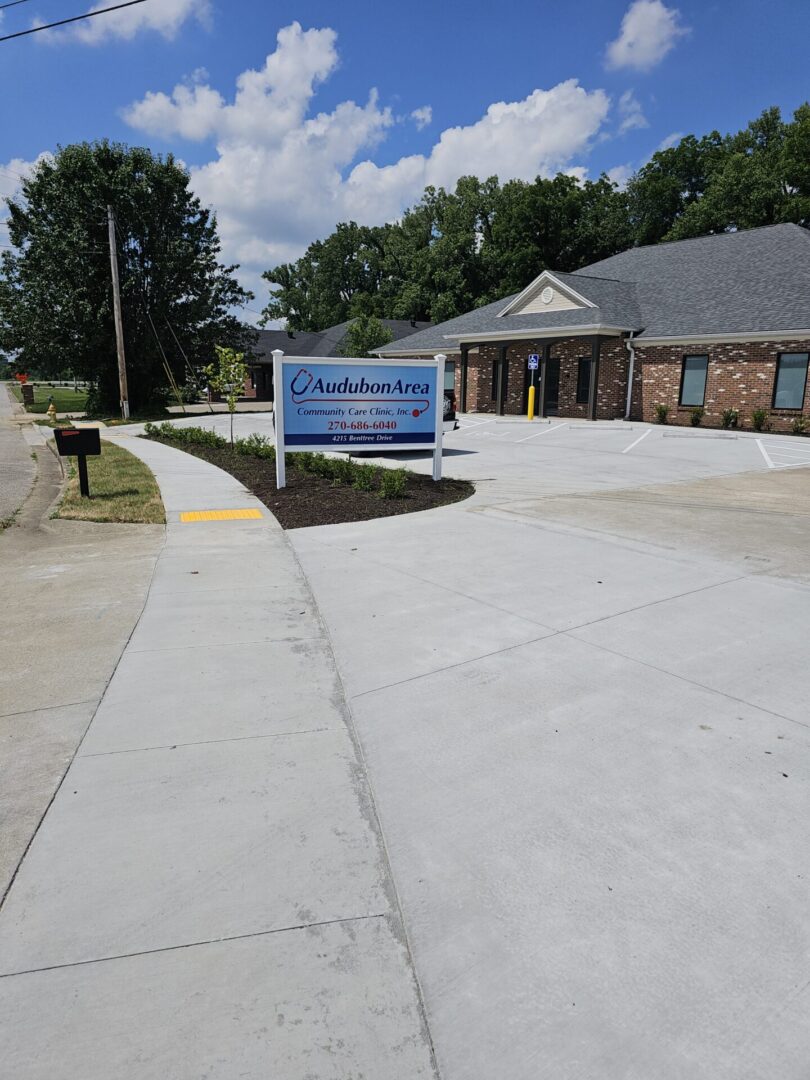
[517, 422, 567, 443]
[756, 440, 775, 468]
[757, 439, 810, 468]
[621, 429, 652, 454]
[457, 418, 496, 429]
[760, 445, 810, 458]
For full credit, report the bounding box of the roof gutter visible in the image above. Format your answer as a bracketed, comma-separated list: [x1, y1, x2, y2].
[636, 329, 810, 346]
[443, 324, 633, 344]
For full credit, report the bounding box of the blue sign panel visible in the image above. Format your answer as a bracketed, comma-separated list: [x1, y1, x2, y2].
[281, 361, 439, 448]
[528, 353, 539, 370]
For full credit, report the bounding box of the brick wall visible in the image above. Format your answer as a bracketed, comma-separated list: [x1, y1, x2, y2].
[467, 337, 628, 418]
[633, 340, 810, 431]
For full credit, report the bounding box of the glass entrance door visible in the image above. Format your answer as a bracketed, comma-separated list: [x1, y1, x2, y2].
[543, 358, 560, 416]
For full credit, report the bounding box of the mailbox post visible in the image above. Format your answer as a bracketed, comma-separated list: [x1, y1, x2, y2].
[54, 427, 101, 497]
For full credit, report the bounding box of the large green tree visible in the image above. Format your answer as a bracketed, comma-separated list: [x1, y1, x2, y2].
[260, 172, 631, 330]
[339, 315, 394, 358]
[0, 141, 252, 414]
[259, 102, 810, 333]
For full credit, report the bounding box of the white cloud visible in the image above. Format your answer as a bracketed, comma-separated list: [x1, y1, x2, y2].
[0, 154, 52, 247]
[41, 0, 211, 45]
[123, 22, 611, 299]
[657, 131, 683, 151]
[411, 105, 432, 130]
[617, 90, 649, 134]
[606, 0, 689, 72]
[606, 164, 633, 189]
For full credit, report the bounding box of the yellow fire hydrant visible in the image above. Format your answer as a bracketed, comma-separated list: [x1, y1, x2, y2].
[46, 402, 57, 422]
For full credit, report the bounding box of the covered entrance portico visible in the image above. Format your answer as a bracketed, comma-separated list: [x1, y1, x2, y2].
[459, 334, 618, 421]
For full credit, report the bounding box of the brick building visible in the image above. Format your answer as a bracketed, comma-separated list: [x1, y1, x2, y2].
[375, 224, 810, 432]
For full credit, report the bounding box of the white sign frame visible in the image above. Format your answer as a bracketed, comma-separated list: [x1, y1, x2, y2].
[272, 351, 446, 489]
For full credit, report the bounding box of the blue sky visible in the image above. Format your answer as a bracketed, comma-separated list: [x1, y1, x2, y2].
[1, 0, 809, 307]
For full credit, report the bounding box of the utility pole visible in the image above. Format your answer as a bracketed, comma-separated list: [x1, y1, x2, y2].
[107, 205, 130, 419]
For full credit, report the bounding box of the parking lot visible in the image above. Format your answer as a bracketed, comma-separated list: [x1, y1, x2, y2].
[286, 416, 810, 1080]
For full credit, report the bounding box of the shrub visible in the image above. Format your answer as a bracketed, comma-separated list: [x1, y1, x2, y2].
[791, 415, 808, 435]
[720, 408, 739, 430]
[294, 451, 318, 474]
[654, 403, 669, 425]
[689, 406, 705, 427]
[234, 433, 275, 459]
[379, 468, 408, 499]
[143, 421, 227, 448]
[327, 456, 356, 486]
[750, 408, 770, 432]
[179, 382, 202, 404]
[352, 463, 380, 492]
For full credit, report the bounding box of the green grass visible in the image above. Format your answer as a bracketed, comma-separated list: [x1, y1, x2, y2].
[10, 383, 88, 414]
[55, 440, 165, 524]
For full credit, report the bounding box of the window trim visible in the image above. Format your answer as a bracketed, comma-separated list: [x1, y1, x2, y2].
[678, 354, 709, 408]
[772, 352, 809, 412]
[576, 358, 592, 404]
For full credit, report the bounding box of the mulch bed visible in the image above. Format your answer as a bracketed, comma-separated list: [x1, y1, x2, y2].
[146, 440, 474, 529]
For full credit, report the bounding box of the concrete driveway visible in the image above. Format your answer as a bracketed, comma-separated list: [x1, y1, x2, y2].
[287, 418, 810, 1080]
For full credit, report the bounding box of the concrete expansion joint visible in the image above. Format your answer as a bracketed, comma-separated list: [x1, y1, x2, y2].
[0, 697, 97, 722]
[0, 912, 391, 981]
[284, 536, 443, 1079]
[79, 725, 331, 758]
[563, 631, 808, 731]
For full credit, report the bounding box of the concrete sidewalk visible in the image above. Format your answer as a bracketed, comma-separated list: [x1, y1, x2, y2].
[0, 435, 436, 1079]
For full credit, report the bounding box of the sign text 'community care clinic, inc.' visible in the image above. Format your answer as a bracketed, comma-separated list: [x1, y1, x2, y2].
[272, 352, 446, 488]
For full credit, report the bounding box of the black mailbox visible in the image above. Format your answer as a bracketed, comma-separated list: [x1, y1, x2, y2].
[54, 427, 101, 457]
[54, 427, 101, 498]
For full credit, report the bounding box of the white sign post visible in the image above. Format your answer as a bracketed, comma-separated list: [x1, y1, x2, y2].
[272, 350, 445, 490]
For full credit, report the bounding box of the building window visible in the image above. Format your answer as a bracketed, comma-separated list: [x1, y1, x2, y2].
[491, 357, 498, 400]
[576, 359, 592, 404]
[773, 353, 809, 410]
[679, 355, 708, 407]
[444, 360, 456, 392]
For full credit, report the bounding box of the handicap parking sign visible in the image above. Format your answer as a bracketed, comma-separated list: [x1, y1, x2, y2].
[528, 353, 539, 370]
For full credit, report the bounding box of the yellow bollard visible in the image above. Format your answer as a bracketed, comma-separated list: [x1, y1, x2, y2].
[527, 384, 536, 421]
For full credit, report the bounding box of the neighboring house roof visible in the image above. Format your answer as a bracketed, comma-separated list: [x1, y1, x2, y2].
[376, 224, 810, 354]
[249, 319, 432, 361]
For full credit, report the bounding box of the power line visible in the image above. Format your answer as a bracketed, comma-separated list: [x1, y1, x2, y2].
[0, 166, 27, 182]
[0, 0, 148, 42]
[0, 0, 36, 10]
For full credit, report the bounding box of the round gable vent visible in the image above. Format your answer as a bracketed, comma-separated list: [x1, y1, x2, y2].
[541, 286, 554, 304]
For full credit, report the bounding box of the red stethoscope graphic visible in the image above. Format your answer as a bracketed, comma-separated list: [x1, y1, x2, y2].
[290, 368, 430, 416]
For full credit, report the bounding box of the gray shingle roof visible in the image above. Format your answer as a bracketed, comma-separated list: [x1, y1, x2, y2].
[577, 224, 810, 338]
[377, 224, 810, 353]
[251, 319, 432, 360]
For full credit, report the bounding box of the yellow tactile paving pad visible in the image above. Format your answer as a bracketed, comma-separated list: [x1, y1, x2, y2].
[179, 508, 263, 522]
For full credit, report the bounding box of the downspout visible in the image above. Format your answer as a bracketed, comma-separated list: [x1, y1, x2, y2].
[624, 331, 637, 420]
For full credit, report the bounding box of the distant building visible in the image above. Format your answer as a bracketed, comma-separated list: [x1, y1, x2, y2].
[245, 319, 432, 400]
[374, 224, 810, 431]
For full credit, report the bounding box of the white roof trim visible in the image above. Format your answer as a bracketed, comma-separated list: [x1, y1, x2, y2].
[497, 271, 597, 317]
[373, 347, 462, 357]
[638, 329, 810, 346]
[444, 325, 630, 343]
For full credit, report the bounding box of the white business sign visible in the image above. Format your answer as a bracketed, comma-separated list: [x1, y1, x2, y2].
[272, 351, 446, 488]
